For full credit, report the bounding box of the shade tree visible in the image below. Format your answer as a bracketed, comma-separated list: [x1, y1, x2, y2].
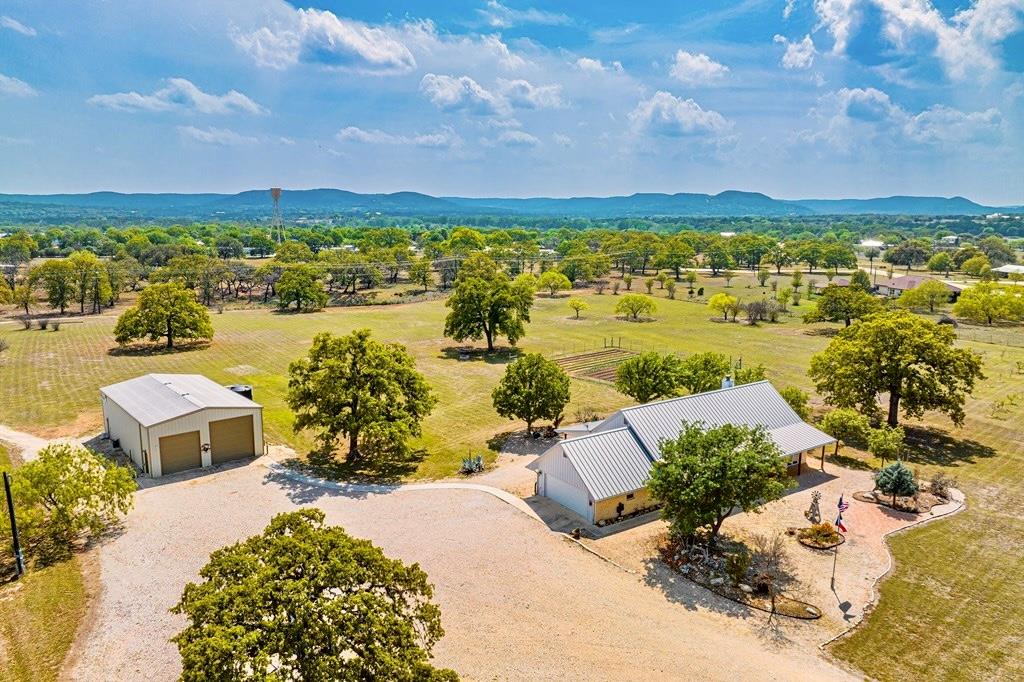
[287, 329, 436, 462]
[172, 509, 457, 681]
[648, 422, 792, 546]
[113, 282, 213, 349]
[491, 353, 570, 433]
[809, 311, 984, 426]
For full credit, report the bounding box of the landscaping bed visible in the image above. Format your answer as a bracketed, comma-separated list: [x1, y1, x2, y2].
[853, 484, 948, 514]
[793, 522, 845, 550]
[659, 536, 822, 620]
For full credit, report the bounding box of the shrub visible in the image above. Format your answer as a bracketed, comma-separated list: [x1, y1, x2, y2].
[51, 321, 61, 331]
[799, 522, 841, 547]
[0, 338, 8, 353]
[875, 460, 919, 506]
[38, 318, 50, 330]
[612, 280, 621, 295]
[929, 471, 957, 500]
[725, 548, 752, 585]
[20, 316, 32, 330]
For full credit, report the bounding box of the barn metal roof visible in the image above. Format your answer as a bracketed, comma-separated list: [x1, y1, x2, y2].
[100, 373, 260, 427]
[610, 381, 833, 458]
[559, 428, 653, 500]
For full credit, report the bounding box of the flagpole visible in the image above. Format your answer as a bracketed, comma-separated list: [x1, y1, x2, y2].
[831, 538, 839, 591]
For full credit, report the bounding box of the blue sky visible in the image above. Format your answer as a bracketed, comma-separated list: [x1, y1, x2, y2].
[0, 0, 1022, 204]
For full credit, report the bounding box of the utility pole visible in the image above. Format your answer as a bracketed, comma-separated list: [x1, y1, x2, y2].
[3, 472, 25, 578]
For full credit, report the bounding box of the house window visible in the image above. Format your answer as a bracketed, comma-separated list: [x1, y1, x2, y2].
[626, 492, 635, 500]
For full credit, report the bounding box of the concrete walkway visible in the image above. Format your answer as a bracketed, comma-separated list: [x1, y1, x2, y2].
[263, 461, 543, 522]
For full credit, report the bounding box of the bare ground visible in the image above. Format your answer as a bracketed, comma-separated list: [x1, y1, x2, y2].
[69, 459, 854, 681]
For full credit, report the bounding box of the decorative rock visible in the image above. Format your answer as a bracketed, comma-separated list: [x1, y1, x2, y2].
[739, 584, 753, 594]
[805, 607, 818, 616]
[709, 577, 725, 586]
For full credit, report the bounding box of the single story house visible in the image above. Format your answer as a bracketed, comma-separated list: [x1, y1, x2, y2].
[874, 275, 965, 300]
[528, 381, 835, 525]
[100, 374, 264, 477]
[810, 277, 851, 293]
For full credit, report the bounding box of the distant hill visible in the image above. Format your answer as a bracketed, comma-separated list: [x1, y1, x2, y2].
[794, 195, 993, 215]
[0, 188, 1013, 220]
[442, 191, 812, 217]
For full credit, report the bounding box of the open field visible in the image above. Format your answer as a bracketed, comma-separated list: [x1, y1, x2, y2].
[1, 269, 1024, 679]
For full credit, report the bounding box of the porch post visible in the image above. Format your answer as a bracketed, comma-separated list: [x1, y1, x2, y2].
[821, 445, 826, 472]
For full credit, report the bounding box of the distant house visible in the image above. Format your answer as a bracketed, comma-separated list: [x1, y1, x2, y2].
[994, 264, 1024, 278]
[101, 374, 264, 477]
[874, 275, 965, 300]
[810, 277, 851, 293]
[939, 235, 960, 246]
[860, 239, 885, 249]
[528, 382, 835, 525]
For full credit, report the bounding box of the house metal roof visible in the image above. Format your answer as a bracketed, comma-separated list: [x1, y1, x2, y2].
[100, 373, 260, 427]
[558, 428, 653, 501]
[611, 381, 833, 458]
[539, 382, 836, 501]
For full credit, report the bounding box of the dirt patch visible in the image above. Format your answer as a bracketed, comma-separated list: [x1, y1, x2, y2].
[224, 365, 260, 376]
[853, 489, 947, 514]
[36, 413, 102, 440]
[58, 551, 102, 682]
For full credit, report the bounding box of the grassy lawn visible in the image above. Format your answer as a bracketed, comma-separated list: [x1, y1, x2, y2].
[0, 441, 89, 682]
[0, 270, 1023, 679]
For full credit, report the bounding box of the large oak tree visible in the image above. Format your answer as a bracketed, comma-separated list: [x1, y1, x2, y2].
[287, 329, 436, 461]
[809, 310, 984, 427]
[491, 353, 570, 433]
[443, 253, 533, 352]
[172, 509, 458, 681]
[113, 281, 213, 349]
[648, 422, 792, 546]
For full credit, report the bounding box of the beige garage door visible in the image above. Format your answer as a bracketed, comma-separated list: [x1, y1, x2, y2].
[210, 415, 255, 464]
[158, 431, 202, 475]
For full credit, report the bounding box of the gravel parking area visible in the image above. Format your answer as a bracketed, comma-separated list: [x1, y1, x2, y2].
[69, 459, 854, 681]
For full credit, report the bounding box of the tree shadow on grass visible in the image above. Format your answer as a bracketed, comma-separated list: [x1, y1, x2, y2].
[439, 345, 521, 364]
[902, 425, 997, 467]
[825, 452, 875, 472]
[107, 340, 210, 357]
[283, 444, 427, 485]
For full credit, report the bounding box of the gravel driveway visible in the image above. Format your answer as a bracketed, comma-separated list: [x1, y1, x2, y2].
[69, 460, 855, 681]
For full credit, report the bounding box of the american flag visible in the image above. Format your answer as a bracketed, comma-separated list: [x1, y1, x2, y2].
[835, 493, 849, 533]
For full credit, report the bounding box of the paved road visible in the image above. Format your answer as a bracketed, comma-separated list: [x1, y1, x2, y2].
[69, 459, 855, 681]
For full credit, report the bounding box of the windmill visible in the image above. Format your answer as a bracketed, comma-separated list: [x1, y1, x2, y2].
[270, 187, 283, 243]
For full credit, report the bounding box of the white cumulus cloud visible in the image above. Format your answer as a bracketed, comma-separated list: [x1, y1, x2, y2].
[812, 0, 1024, 80]
[628, 91, 731, 137]
[774, 34, 817, 69]
[419, 74, 504, 115]
[497, 78, 566, 109]
[0, 73, 37, 98]
[574, 57, 624, 73]
[669, 50, 729, 85]
[88, 78, 267, 115]
[806, 86, 1003, 149]
[177, 126, 259, 146]
[232, 7, 416, 75]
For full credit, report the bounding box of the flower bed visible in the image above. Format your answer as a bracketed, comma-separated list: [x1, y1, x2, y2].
[853, 487, 944, 514]
[796, 522, 845, 550]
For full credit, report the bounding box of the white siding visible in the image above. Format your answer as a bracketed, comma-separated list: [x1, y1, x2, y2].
[530, 442, 595, 521]
[101, 395, 145, 472]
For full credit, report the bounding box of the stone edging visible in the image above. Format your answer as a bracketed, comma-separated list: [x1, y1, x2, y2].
[818, 487, 966, 652]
